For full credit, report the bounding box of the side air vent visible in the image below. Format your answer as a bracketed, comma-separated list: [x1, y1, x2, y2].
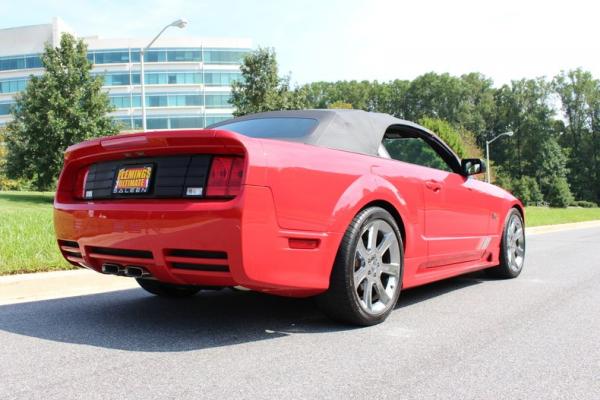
[88, 247, 154, 259]
[58, 240, 84, 264]
[165, 249, 229, 273]
[167, 249, 227, 259]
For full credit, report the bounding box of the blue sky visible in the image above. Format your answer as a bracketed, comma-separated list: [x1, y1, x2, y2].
[2, 0, 599, 86]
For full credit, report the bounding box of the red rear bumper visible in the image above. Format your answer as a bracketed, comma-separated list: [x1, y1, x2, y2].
[54, 185, 342, 297]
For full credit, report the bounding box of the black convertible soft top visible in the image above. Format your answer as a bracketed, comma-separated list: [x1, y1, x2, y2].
[209, 109, 459, 164]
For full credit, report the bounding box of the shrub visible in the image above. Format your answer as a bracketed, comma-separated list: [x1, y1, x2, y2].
[493, 166, 514, 192]
[0, 176, 34, 191]
[569, 200, 598, 208]
[544, 176, 574, 208]
[511, 176, 544, 206]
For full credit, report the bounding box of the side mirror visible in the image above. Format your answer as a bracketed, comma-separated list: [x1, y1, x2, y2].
[461, 158, 486, 176]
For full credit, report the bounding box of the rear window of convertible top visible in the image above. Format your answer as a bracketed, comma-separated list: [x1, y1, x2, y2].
[212, 117, 318, 138]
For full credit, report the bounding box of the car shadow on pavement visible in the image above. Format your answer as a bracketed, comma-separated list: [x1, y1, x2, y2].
[0, 272, 488, 353]
[395, 271, 486, 310]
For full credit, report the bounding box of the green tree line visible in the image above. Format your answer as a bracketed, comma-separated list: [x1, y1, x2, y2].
[232, 48, 600, 207]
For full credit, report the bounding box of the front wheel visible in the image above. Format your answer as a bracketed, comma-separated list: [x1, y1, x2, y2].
[136, 278, 201, 298]
[486, 208, 526, 279]
[317, 207, 403, 326]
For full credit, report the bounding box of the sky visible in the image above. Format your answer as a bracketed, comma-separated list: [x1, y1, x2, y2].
[1, 0, 599, 86]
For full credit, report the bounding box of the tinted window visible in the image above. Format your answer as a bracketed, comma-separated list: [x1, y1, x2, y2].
[213, 118, 318, 138]
[383, 137, 452, 172]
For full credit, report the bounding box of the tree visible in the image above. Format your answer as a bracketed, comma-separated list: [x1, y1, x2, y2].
[492, 79, 559, 181]
[5, 33, 117, 190]
[419, 117, 480, 158]
[327, 101, 353, 109]
[554, 69, 600, 203]
[230, 47, 308, 116]
[457, 73, 497, 148]
[533, 137, 572, 203]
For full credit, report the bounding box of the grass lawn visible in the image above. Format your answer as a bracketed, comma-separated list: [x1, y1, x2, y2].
[525, 206, 600, 227]
[0, 191, 72, 275]
[1, 191, 600, 275]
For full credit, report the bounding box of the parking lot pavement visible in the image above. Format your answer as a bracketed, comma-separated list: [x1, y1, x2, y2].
[0, 226, 599, 399]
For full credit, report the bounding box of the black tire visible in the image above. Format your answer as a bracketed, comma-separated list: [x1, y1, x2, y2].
[485, 208, 526, 279]
[317, 207, 404, 326]
[136, 278, 201, 298]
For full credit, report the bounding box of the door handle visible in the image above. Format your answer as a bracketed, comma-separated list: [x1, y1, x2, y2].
[425, 180, 442, 192]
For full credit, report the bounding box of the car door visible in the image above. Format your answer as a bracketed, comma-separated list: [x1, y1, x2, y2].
[381, 128, 491, 269]
[420, 167, 492, 268]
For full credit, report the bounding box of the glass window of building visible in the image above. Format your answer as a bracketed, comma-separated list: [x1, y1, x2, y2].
[204, 50, 248, 64]
[0, 78, 28, 94]
[0, 102, 15, 115]
[205, 93, 232, 108]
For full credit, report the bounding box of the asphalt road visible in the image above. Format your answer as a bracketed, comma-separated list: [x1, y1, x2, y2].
[1, 227, 599, 400]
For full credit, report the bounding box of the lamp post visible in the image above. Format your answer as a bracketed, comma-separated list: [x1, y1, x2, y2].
[486, 131, 514, 183]
[140, 19, 188, 131]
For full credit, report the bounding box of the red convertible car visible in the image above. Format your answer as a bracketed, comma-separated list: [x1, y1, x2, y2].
[54, 110, 525, 325]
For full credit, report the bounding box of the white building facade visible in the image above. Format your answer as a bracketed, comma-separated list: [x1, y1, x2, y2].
[0, 18, 251, 129]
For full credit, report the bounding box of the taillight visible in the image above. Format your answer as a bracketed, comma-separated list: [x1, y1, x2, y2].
[74, 167, 89, 200]
[206, 156, 245, 197]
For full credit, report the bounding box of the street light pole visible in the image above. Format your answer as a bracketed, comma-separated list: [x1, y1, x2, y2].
[139, 18, 188, 131]
[485, 131, 514, 183]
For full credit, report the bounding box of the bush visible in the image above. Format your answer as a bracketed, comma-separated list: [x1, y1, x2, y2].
[569, 200, 598, 208]
[544, 176, 574, 208]
[0, 176, 34, 191]
[511, 176, 544, 206]
[493, 166, 514, 191]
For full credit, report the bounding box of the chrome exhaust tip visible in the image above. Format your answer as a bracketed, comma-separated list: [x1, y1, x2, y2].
[101, 263, 121, 275]
[124, 266, 149, 278]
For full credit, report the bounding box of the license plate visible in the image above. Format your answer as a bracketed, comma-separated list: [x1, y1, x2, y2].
[113, 165, 153, 194]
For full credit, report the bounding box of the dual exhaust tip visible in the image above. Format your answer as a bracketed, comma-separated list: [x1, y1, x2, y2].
[102, 263, 150, 278]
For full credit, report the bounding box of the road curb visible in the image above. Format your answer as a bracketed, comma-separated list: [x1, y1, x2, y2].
[0, 269, 138, 305]
[526, 219, 600, 235]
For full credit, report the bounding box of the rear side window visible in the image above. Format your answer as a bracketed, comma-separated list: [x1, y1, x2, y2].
[382, 137, 453, 172]
[212, 117, 318, 138]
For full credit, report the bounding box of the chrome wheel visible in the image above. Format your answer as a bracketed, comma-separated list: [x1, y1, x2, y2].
[506, 214, 525, 272]
[353, 219, 401, 315]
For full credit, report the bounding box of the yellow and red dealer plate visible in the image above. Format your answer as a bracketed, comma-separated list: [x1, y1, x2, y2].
[113, 165, 153, 194]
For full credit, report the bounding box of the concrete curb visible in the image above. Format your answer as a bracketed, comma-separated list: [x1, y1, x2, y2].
[526, 219, 600, 235]
[0, 269, 138, 306]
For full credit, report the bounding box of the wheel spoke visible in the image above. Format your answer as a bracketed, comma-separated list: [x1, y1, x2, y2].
[354, 266, 368, 287]
[514, 227, 523, 240]
[380, 262, 400, 277]
[364, 279, 374, 309]
[377, 232, 394, 257]
[356, 239, 368, 262]
[515, 246, 524, 257]
[508, 220, 516, 240]
[375, 280, 390, 304]
[366, 223, 378, 251]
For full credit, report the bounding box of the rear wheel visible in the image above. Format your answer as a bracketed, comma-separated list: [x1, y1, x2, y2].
[136, 278, 201, 298]
[317, 207, 403, 326]
[486, 208, 525, 279]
